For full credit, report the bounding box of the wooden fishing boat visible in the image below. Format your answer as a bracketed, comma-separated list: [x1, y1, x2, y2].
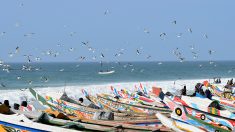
[111, 87, 167, 108]
[0, 113, 78, 132]
[97, 93, 171, 113]
[30, 88, 160, 121]
[153, 87, 235, 132]
[204, 81, 235, 100]
[36, 112, 170, 131]
[156, 112, 206, 132]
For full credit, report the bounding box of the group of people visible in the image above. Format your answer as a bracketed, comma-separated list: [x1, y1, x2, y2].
[214, 78, 221, 83]
[0, 100, 29, 114]
[180, 83, 212, 100]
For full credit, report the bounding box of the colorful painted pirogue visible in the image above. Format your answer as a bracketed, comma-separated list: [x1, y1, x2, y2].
[0, 113, 77, 132]
[111, 86, 167, 108]
[204, 81, 235, 101]
[82, 89, 171, 115]
[30, 88, 162, 122]
[30, 88, 102, 120]
[153, 87, 235, 132]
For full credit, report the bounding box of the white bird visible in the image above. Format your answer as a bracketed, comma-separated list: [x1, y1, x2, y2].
[8, 53, 14, 57]
[188, 28, 192, 33]
[0, 32, 6, 36]
[160, 32, 166, 37]
[15, 46, 20, 53]
[104, 10, 110, 15]
[70, 32, 76, 36]
[69, 48, 75, 52]
[177, 33, 183, 38]
[24, 33, 35, 37]
[35, 57, 41, 61]
[17, 76, 22, 80]
[144, 28, 150, 34]
[101, 53, 105, 58]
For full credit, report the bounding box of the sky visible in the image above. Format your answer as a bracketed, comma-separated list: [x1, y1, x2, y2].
[0, 0, 235, 62]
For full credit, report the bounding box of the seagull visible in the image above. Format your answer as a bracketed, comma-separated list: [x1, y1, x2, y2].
[23, 55, 32, 63]
[15, 22, 20, 27]
[104, 10, 110, 15]
[160, 32, 166, 37]
[177, 33, 183, 38]
[69, 48, 75, 52]
[0, 83, 6, 87]
[0, 32, 6, 36]
[204, 34, 208, 39]
[144, 28, 150, 34]
[136, 49, 140, 55]
[20, 88, 28, 91]
[8, 53, 14, 57]
[208, 50, 215, 55]
[189, 45, 194, 50]
[24, 33, 35, 37]
[158, 62, 163, 65]
[35, 57, 41, 61]
[146, 55, 151, 59]
[28, 80, 33, 85]
[101, 53, 105, 58]
[172, 20, 176, 24]
[188, 28, 192, 33]
[81, 41, 89, 46]
[17, 76, 22, 80]
[70, 32, 76, 36]
[15, 46, 20, 53]
[199, 64, 203, 68]
[92, 56, 97, 60]
[59, 69, 64, 72]
[79, 56, 86, 61]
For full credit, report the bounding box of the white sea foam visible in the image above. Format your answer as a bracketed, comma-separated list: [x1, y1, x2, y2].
[0, 78, 230, 105]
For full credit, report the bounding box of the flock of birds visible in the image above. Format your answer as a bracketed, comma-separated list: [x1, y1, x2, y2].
[0, 6, 229, 90]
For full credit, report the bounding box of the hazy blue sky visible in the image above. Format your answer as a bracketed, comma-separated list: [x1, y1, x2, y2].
[0, 0, 234, 62]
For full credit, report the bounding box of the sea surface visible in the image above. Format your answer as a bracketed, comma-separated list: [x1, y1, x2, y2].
[0, 61, 235, 89]
[0, 61, 235, 103]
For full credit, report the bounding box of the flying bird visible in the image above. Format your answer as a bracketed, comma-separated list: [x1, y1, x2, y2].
[177, 33, 183, 38]
[160, 32, 166, 37]
[15, 46, 20, 53]
[104, 10, 110, 15]
[188, 28, 192, 33]
[144, 28, 150, 34]
[136, 49, 140, 55]
[101, 53, 105, 58]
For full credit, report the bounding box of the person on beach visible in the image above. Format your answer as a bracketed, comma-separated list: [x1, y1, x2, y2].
[180, 85, 187, 95]
[0, 100, 12, 114]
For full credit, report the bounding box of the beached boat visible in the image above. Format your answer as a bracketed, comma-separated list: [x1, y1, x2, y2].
[204, 81, 235, 100]
[153, 87, 235, 132]
[111, 87, 167, 108]
[156, 112, 206, 132]
[97, 93, 171, 113]
[83, 89, 171, 116]
[0, 113, 78, 132]
[30, 88, 160, 121]
[36, 113, 169, 131]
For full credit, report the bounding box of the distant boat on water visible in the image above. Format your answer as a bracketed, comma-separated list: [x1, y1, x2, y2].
[98, 70, 115, 75]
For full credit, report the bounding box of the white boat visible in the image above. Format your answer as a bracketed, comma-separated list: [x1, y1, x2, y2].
[98, 70, 115, 75]
[156, 112, 205, 132]
[0, 113, 78, 132]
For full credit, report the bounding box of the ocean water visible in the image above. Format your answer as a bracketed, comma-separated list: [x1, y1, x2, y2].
[0, 61, 235, 103]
